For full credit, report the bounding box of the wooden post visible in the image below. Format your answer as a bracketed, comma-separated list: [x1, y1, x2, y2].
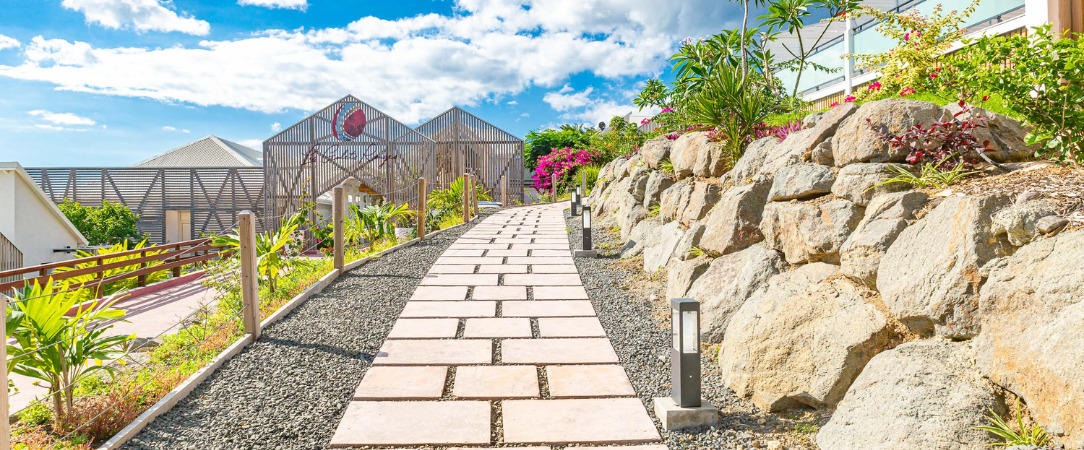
[238, 211, 261, 340]
[582, 168, 587, 196]
[417, 178, 427, 239]
[500, 175, 508, 207]
[462, 174, 470, 223]
[1, 295, 9, 450]
[137, 250, 147, 287]
[171, 246, 182, 278]
[333, 186, 345, 271]
[471, 175, 479, 216]
[551, 173, 557, 200]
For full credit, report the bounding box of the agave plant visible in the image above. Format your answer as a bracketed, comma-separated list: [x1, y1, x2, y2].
[213, 212, 304, 293]
[6, 280, 133, 420]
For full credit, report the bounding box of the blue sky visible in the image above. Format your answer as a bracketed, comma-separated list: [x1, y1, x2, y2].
[0, 0, 742, 166]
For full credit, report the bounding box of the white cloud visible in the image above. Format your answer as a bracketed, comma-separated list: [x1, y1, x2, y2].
[542, 86, 659, 125]
[28, 109, 96, 126]
[506, 100, 518, 105]
[61, 0, 210, 35]
[2, 0, 737, 123]
[238, 138, 264, 149]
[34, 124, 91, 131]
[271, 122, 281, 132]
[542, 85, 594, 112]
[238, 0, 307, 10]
[0, 35, 19, 51]
[162, 125, 190, 133]
[520, 112, 529, 117]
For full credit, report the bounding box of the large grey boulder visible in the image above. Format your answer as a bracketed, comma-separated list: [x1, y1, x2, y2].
[627, 164, 650, 203]
[991, 200, 1060, 246]
[784, 102, 857, 159]
[698, 179, 772, 256]
[616, 197, 648, 240]
[691, 134, 729, 178]
[832, 99, 943, 166]
[720, 271, 899, 411]
[831, 163, 914, 207]
[673, 222, 705, 261]
[877, 194, 1013, 339]
[666, 255, 711, 301]
[642, 171, 675, 208]
[840, 191, 928, 284]
[643, 221, 685, 273]
[976, 230, 1084, 447]
[729, 132, 811, 186]
[620, 219, 662, 258]
[760, 199, 863, 265]
[670, 132, 705, 178]
[680, 182, 722, 227]
[768, 164, 836, 201]
[730, 137, 780, 184]
[659, 179, 692, 223]
[687, 244, 784, 343]
[817, 340, 1006, 450]
[641, 136, 674, 169]
[944, 102, 1039, 162]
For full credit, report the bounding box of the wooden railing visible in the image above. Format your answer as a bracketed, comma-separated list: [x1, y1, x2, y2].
[0, 233, 23, 287]
[0, 238, 228, 295]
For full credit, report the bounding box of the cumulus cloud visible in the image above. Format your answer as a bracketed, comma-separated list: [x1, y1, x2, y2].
[238, 0, 308, 10]
[61, 0, 210, 35]
[0, 35, 19, 51]
[271, 122, 281, 132]
[542, 85, 594, 112]
[162, 125, 189, 132]
[543, 85, 659, 125]
[238, 138, 264, 149]
[29, 109, 96, 126]
[3, 0, 736, 123]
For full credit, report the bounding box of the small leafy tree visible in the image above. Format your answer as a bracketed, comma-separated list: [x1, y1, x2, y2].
[213, 212, 304, 293]
[759, 0, 859, 98]
[58, 199, 144, 246]
[523, 126, 595, 169]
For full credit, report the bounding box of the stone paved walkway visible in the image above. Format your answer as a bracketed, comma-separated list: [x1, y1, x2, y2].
[330, 203, 664, 449]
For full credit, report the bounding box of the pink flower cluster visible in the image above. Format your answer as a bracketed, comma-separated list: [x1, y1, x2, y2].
[900, 87, 916, 97]
[532, 146, 596, 191]
[868, 81, 882, 92]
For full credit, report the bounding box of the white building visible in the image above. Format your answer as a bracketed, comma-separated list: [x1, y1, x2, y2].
[0, 163, 87, 270]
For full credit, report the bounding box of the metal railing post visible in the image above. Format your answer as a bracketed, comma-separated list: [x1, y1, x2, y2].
[333, 186, 345, 271]
[418, 178, 427, 239]
[238, 211, 261, 340]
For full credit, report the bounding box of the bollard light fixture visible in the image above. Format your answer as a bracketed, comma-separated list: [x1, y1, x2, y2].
[581, 206, 592, 251]
[571, 191, 580, 216]
[671, 298, 701, 408]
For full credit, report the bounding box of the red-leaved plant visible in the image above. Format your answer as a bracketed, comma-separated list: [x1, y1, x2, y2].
[752, 121, 803, 142]
[868, 101, 990, 169]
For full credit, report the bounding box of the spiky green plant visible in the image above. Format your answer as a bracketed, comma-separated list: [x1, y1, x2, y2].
[872, 162, 974, 189]
[659, 159, 675, 175]
[975, 399, 1050, 447]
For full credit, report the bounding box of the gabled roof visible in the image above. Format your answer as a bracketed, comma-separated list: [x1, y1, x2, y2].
[133, 136, 263, 168]
[0, 162, 87, 246]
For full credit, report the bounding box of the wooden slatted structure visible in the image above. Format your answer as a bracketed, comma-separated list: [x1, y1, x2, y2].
[263, 95, 438, 225]
[415, 107, 525, 203]
[24, 167, 266, 242]
[0, 232, 22, 286]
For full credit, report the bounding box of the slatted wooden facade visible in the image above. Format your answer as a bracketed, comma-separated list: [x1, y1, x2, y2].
[24, 167, 266, 243]
[415, 107, 525, 203]
[263, 95, 437, 223]
[0, 232, 22, 286]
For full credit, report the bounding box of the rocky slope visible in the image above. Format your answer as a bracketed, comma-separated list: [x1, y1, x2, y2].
[591, 98, 1083, 449]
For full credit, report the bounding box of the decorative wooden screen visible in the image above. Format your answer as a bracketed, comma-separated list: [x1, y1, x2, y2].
[263, 95, 438, 223]
[24, 167, 266, 243]
[0, 232, 22, 286]
[415, 107, 524, 203]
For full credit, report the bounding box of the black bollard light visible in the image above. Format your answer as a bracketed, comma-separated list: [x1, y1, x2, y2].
[571, 191, 580, 216]
[671, 298, 701, 407]
[581, 205, 592, 251]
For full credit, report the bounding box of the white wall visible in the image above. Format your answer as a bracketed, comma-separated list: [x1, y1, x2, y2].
[0, 166, 86, 267]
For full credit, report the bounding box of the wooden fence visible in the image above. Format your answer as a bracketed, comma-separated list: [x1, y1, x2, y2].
[0, 233, 22, 287]
[415, 107, 525, 203]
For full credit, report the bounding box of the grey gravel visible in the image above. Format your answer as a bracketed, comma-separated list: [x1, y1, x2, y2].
[122, 218, 478, 450]
[566, 209, 825, 450]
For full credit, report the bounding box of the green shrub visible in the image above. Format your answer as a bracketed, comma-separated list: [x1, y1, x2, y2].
[975, 399, 1050, 447]
[58, 199, 144, 246]
[524, 126, 595, 169]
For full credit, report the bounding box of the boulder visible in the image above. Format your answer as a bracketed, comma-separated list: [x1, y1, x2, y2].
[659, 179, 692, 222]
[680, 182, 722, 226]
[944, 102, 1039, 162]
[627, 164, 650, 203]
[831, 163, 914, 207]
[642, 171, 675, 208]
[697, 179, 772, 256]
[991, 200, 1060, 246]
[666, 255, 711, 302]
[832, 99, 943, 166]
[976, 230, 1084, 446]
[643, 221, 685, 273]
[768, 164, 836, 201]
[877, 194, 1013, 339]
[641, 136, 674, 169]
[811, 140, 834, 166]
[720, 272, 899, 411]
[670, 132, 704, 178]
[687, 244, 785, 343]
[785, 102, 857, 159]
[803, 111, 825, 129]
[620, 219, 662, 258]
[673, 222, 705, 261]
[690, 134, 729, 178]
[730, 137, 780, 184]
[840, 191, 928, 284]
[617, 196, 648, 240]
[817, 340, 1006, 450]
[1037, 215, 1069, 235]
[760, 199, 863, 265]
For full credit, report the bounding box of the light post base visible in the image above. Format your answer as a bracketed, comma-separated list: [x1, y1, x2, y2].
[652, 397, 719, 430]
[574, 249, 597, 258]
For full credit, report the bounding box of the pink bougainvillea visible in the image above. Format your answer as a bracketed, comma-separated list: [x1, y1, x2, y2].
[532, 147, 597, 191]
[899, 87, 916, 97]
[868, 81, 883, 92]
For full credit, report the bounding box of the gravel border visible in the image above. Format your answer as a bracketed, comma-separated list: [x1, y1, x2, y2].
[565, 210, 823, 450]
[121, 218, 480, 450]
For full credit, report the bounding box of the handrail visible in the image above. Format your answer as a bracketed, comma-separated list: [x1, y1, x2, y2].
[0, 237, 213, 279]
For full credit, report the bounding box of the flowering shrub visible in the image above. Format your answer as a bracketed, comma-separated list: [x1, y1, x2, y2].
[532, 147, 597, 191]
[752, 121, 802, 142]
[868, 101, 988, 169]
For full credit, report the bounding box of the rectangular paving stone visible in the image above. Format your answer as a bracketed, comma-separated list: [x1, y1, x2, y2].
[388, 318, 460, 339]
[529, 264, 579, 274]
[502, 300, 595, 317]
[537, 317, 606, 337]
[435, 256, 505, 265]
[442, 249, 485, 257]
[477, 264, 528, 274]
[507, 257, 576, 266]
[454, 238, 494, 244]
[472, 285, 527, 300]
[502, 398, 660, 444]
[427, 264, 477, 274]
[504, 273, 582, 286]
[400, 301, 495, 318]
[534, 286, 589, 300]
[410, 286, 468, 301]
[546, 365, 636, 398]
[330, 401, 490, 446]
[374, 340, 493, 365]
[533, 238, 570, 244]
[510, 243, 571, 250]
[448, 243, 510, 250]
[502, 338, 618, 364]
[452, 365, 539, 399]
[485, 249, 530, 257]
[353, 366, 448, 400]
[463, 318, 532, 338]
[577, 446, 668, 450]
[493, 238, 534, 244]
[420, 274, 498, 286]
[531, 249, 573, 257]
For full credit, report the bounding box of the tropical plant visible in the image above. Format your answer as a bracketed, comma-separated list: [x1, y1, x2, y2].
[533, 147, 598, 192]
[975, 399, 1050, 447]
[685, 64, 778, 165]
[753, 120, 803, 142]
[945, 25, 1084, 163]
[590, 116, 647, 163]
[869, 101, 989, 169]
[659, 159, 675, 175]
[634, 78, 671, 111]
[7, 281, 133, 420]
[573, 164, 603, 193]
[873, 162, 974, 189]
[58, 199, 145, 246]
[524, 125, 595, 169]
[52, 241, 168, 300]
[213, 212, 304, 293]
[427, 176, 492, 214]
[759, 0, 860, 97]
[345, 202, 415, 244]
